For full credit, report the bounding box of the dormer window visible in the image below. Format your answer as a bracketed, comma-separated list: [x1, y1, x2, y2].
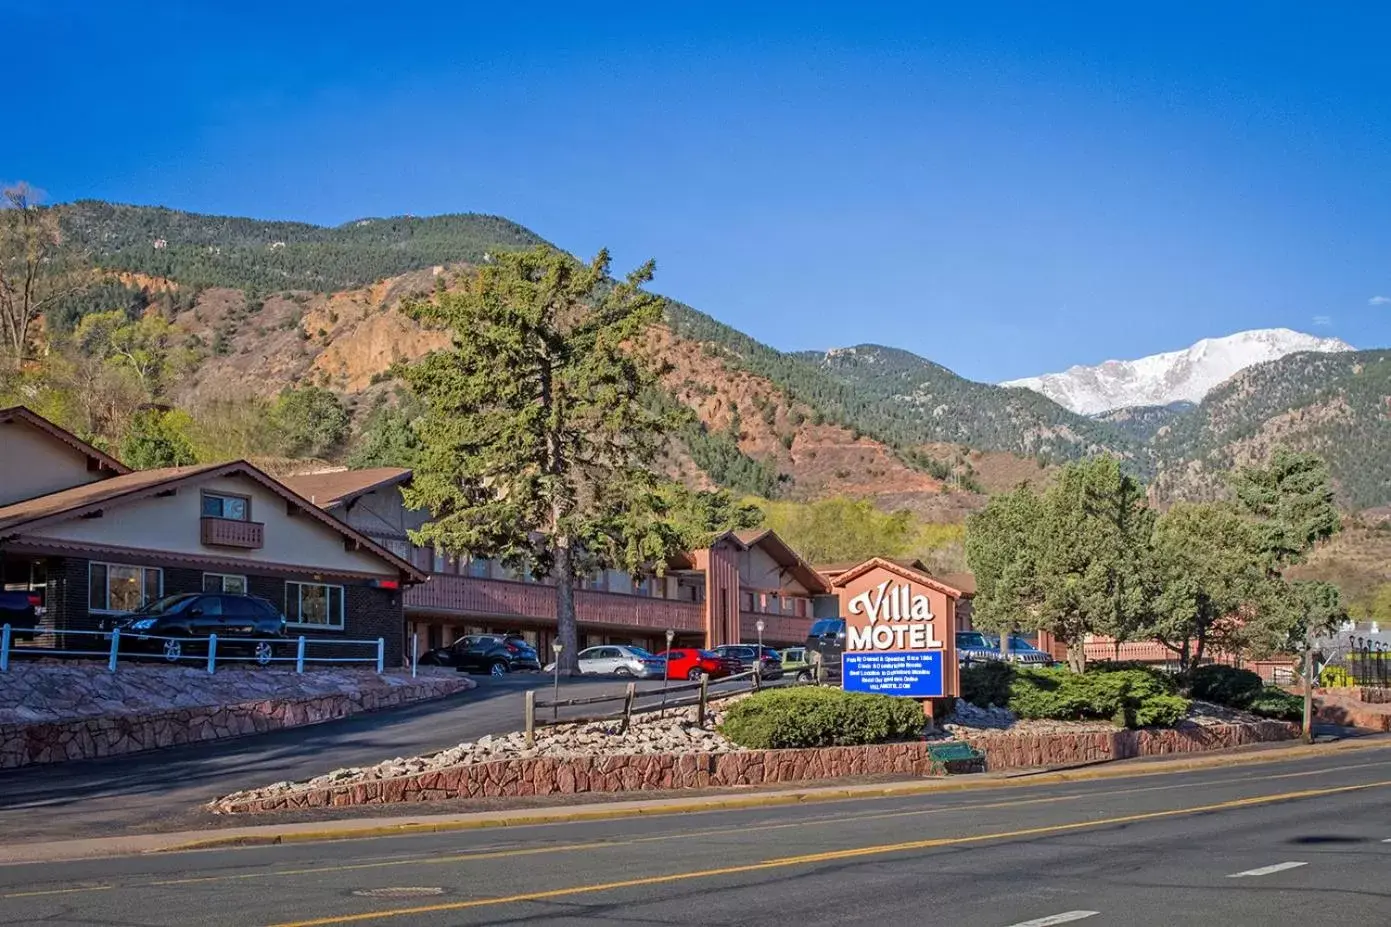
[202, 491, 249, 521]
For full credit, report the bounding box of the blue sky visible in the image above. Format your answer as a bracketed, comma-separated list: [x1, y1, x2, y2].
[7, 1, 1391, 381]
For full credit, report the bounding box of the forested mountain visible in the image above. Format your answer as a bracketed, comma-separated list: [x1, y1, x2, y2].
[56, 201, 547, 294]
[1150, 350, 1391, 510]
[13, 200, 1391, 516]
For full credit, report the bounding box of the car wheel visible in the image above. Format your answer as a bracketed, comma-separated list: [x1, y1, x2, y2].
[614, 666, 633, 677]
[686, 667, 703, 681]
[253, 640, 274, 666]
[796, 669, 813, 683]
[489, 661, 509, 677]
[162, 638, 183, 663]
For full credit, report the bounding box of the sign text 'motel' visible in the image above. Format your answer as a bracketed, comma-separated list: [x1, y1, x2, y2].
[842, 579, 945, 698]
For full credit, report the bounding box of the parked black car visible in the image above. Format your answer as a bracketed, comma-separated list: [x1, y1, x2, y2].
[100, 593, 287, 664]
[419, 634, 542, 676]
[712, 644, 783, 679]
[0, 591, 41, 641]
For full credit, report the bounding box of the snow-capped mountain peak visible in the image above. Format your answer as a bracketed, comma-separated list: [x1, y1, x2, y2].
[1001, 328, 1355, 415]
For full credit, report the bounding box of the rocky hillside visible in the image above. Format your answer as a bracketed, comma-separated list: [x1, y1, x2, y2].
[1150, 349, 1391, 510]
[40, 201, 1391, 515]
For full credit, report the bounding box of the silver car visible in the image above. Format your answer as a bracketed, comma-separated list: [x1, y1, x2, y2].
[571, 645, 668, 678]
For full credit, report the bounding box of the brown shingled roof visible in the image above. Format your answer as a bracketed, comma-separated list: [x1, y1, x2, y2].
[279, 468, 412, 509]
[936, 572, 977, 596]
[0, 461, 424, 582]
[0, 406, 129, 477]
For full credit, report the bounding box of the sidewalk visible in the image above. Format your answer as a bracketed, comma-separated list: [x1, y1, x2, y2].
[2, 733, 1386, 867]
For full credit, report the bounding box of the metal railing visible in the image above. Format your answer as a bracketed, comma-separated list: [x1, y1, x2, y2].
[0, 624, 386, 674]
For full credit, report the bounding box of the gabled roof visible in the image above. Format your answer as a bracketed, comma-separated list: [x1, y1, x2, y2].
[825, 556, 965, 598]
[729, 529, 833, 594]
[0, 406, 129, 476]
[280, 467, 413, 509]
[816, 557, 930, 579]
[936, 571, 977, 597]
[0, 460, 426, 582]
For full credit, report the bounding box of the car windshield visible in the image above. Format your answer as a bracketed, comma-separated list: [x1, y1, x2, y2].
[627, 646, 654, 657]
[699, 650, 721, 658]
[987, 635, 1039, 651]
[129, 594, 199, 616]
[957, 633, 992, 649]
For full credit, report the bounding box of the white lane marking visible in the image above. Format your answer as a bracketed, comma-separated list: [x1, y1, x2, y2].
[1227, 861, 1308, 878]
[1006, 913, 1100, 927]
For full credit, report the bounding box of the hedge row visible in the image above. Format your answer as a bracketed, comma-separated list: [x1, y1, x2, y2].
[718, 687, 927, 749]
[960, 662, 1190, 729]
[1187, 665, 1303, 722]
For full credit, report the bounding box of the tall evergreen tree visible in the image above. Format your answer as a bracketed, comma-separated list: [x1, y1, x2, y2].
[965, 483, 1046, 659]
[1143, 502, 1272, 673]
[401, 246, 753, 672]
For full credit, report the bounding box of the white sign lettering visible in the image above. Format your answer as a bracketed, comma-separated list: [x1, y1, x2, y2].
[846, 581, 942, 651]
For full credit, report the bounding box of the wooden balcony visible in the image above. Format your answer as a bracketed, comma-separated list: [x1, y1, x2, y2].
[200, 516, 265, 550]
[740, 610, 814, 646]
[406, 573, 704, 633]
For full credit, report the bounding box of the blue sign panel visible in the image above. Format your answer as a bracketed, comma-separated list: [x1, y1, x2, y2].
[842, 651, 945, 698]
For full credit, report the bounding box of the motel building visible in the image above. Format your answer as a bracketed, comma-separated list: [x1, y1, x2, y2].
[282, 469, 969, 674]
[0, 407, 424, 666]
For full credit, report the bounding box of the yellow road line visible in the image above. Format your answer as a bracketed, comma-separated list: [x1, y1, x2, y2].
[265, 778, 1391, 926]
[1, 884, 112, 900]
[10, 758, 1390, 901]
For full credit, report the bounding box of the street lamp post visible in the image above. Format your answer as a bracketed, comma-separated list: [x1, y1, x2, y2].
[755, 618, 765, 689]
[660, 628, 675, 717]
[551, 641, 563, 722]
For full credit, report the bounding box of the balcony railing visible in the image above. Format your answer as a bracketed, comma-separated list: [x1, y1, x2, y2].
[200, 517, 265, 550]
[740, 611, 814, 645]
[405, 573, 704, 633]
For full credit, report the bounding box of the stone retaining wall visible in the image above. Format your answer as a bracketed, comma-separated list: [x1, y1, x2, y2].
[211, 719, 1298, 814]
[0, 671, 472, 769]
[1314, 693, 1391, 731]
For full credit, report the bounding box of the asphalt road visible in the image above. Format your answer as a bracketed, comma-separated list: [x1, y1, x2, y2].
[2, 744, 1389, 926]
[0, 673, 763, 843]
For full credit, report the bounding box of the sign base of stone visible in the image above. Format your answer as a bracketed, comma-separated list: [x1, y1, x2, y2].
[210, 720, 1298, 814]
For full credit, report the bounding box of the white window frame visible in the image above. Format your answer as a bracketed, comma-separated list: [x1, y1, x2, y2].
[203, 573, 248, 594]
[285, 581, 345, 630]
[88, 562, 163, 614]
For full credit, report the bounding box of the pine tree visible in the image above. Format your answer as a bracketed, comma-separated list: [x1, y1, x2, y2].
[401, 246, 753, 673]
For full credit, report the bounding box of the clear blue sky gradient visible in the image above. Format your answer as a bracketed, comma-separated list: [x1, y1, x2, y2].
[8, 1, 1390, 381]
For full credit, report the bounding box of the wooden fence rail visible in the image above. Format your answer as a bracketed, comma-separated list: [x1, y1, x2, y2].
[524, 668, 762, 746]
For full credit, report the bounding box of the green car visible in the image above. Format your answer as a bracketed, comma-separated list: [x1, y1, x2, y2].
[780, 646, 814, 681]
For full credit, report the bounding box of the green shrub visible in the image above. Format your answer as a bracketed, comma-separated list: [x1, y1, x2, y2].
[1320, 665, 1354, 688]
[1187, 665, 1264, 708]
[962, 664, 1189, 729]
[718, 687, 926, 749]
[1133, 694, 1192, 727]
[960, 662, 1014, 708]
[1244, 687, 1303, 722]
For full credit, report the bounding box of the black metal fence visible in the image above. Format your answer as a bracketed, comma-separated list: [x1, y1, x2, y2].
[1346, 640, 1390, 688]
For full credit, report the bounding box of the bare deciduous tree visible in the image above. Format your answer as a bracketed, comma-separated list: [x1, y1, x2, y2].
[0, 183, 88, 368]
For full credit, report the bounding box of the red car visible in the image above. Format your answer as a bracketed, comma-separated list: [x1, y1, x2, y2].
[656, 648, 743, 681]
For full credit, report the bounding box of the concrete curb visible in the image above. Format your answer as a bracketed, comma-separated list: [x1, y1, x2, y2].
[3, 733, 1385, 865]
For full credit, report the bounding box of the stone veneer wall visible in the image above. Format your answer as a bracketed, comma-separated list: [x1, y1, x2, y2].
[212, 720, 1298, 814]
[0, 674, 471, 769]
[1313, 692, 1391, 731]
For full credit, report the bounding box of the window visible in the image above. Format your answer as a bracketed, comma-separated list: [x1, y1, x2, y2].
[202, 492, 250, 521]
[467, 557, 491, 578]
[89, 563, 162, 612]
[285, 582, 344, 629]
[433, 547, 446, 573]
[203, 573, 247, 594]
[780, 596, 796, 615]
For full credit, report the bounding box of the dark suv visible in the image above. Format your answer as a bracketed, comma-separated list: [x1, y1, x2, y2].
[101, 593, 287, 664]
[419, 634, 542, 676]
[0, 591, 41, 641]
[713, 644, 783, 679]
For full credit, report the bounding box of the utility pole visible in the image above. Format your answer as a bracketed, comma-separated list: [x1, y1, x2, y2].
[1302, 622, 1315, 745]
